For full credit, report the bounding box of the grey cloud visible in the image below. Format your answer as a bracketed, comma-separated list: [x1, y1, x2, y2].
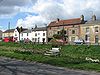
[0, 6, 19, 15]
[0, 0, 37, 17]
[0, 0, 31, 6]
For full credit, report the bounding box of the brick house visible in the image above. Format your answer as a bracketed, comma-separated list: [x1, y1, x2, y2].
[47, 15, 85, 43]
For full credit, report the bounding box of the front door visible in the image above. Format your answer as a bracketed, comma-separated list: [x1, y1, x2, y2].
[95, 35, 99, 43]
[71, 37, 75, 42]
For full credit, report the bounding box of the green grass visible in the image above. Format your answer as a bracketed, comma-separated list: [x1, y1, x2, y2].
[0, 42, 100, 72]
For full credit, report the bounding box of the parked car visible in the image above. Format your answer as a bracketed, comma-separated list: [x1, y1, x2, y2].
[74, 39, 84, 44]
[3, 37, 15, 42]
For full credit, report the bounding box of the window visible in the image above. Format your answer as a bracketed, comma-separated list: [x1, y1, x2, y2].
[86, 27, 89, 33]
[95, 27, 99, 32]
[50, 27, 51, 30]
[72, 30, 75, 34]
[95, 35, 99, 43]
[38, 33, 40, 35]
[71, 37, 75, 42]
[38, 37, 40, 42]
[35, 38, 37, 42]
[21, 33, 23, 37]
[32, 38, 34, 41]
[85, 35, 89, 41]
[57, 31, 60, 34]
[15, 34, 17, 36]
[42, 38, 45, 42]
[64, 31, 66, 34]
[27, 33, 28, 36]
[35, 33, 37, 36]
[21, 38, 23, 40]
[43, 33, 45, 36]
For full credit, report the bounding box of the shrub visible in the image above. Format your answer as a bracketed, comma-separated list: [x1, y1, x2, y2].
[49, 38, 63, 47]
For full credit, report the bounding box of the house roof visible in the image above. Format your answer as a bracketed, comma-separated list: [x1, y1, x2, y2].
[48, 18, 82, 27]
[0, 30, 2, 33]
[32, 27, 47, 31]
[3, 29, 15, 33]
[21, 29, 31, 33]
[85, 20, 100, 24]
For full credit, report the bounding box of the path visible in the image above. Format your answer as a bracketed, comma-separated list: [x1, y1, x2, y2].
[0, 57, 100, 75]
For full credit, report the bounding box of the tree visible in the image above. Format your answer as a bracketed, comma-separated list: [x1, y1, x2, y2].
[53, 27, 67, 41]
[53, 34, 62, 39]
[16, 26, 23, 41]
[51, 28, 67, 46]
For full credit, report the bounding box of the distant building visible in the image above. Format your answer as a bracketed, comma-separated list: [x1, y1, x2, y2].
[20, 29, 32, 42]
[80, 15, 100, 44]
[13, 28, 27, 42]
[47, 15, 85, 43]
[31, 27, 47, 43]
[2, 29, 15, 38]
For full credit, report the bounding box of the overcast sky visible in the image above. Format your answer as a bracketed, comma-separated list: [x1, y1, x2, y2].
[0, 0, 100, 31]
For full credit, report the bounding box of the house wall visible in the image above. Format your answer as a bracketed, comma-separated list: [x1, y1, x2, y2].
[32, 31, 47, 43]
[20, 32, 32, 41]
[68, 25, 80, 43]
[80, 24, 100, 44]
[13, 29, 19, 41]
[47, 25, 80, 43]
[2, 32, 14, 38]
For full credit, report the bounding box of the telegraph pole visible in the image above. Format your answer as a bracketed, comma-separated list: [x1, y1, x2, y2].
[8, 22, 10, 37]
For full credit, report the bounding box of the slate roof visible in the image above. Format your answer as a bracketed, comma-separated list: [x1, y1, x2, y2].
[21, 29, 31, 33]
[32, 27, 47, 31]
[3, 29, 15, 33]
[85, 20, 100, 24]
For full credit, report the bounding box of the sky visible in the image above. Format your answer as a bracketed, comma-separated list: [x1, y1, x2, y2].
[0, 0, 100, 31]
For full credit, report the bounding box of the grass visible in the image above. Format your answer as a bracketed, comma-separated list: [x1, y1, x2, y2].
[0, 42, 100, 72]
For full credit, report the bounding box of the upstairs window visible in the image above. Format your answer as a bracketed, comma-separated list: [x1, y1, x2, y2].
[35, 33, 37, 36]
[38, 33, 40, 35]
[27, 33, 28, 36]
[64, 31, 66, 34]
[15, 34, 17, 36]
[43, 33, 45, 36]
[95, 27, 99, 32]
[21, 33, 23, 37]
[86, 27, 89, 33]
[57, 31, 60, 34]
[72, 30, 75, 34]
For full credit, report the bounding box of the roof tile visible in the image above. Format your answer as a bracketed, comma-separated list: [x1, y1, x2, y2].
[48, 18, 82, 27]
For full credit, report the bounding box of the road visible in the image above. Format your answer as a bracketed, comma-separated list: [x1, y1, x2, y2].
[0, 57, 100, 75]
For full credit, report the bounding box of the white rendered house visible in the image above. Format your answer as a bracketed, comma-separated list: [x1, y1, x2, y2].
[13, 28, 28, 42]
[13, 29, 19, 42]
[20, 29, 32, 42]
[32, 27, 47, 43]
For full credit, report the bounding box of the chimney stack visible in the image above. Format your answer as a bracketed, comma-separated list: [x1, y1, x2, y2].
[56, 18, 60, 23]
[80, 15, 84, 21]
[92, 14, 96, 21]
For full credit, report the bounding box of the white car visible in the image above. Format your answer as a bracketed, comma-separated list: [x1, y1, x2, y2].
[74, 39, 84, 44]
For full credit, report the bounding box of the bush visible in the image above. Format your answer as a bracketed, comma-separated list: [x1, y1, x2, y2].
[49, 38, 64, 47]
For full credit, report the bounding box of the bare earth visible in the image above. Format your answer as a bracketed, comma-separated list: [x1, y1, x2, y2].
[0, 57, 100, 75]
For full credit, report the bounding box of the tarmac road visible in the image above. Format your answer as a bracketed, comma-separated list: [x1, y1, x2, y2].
[0, 57, 100, 75]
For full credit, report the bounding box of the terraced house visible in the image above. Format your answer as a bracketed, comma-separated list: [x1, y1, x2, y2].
[31, 27, 47, 43]
[47, 15, 85, 43]
[2, 29, 15, 38]
[20, 29, 32, 42]
[80, 15, 100, 44]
